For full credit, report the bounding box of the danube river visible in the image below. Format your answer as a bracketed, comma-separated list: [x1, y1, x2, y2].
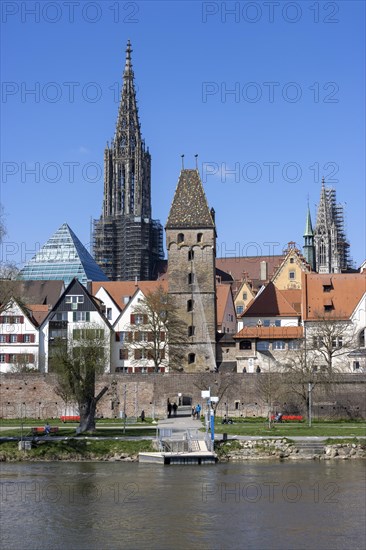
[1, 460, 365, 549]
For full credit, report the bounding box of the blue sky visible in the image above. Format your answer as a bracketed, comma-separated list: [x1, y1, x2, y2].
[1, 0, 365, 269]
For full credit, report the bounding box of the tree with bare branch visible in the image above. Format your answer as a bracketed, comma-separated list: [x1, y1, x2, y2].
[0, 206, 19, 312]
[50, 324, 110, 432]
[126, 286, 188, 372]
[308, 311, 357, 372]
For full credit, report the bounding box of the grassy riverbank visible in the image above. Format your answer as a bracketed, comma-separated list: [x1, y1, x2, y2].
[0, 438, 154, 462]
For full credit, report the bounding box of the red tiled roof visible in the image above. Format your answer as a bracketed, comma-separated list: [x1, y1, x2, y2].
[302, 273, 366, 320]
[26, 304, 50, 325]
[242, 282, 300, 317]
[234, 326, 303, 340]
[216, 256, 284, 284]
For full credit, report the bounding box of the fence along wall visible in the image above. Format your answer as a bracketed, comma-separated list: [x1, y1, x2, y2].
[0, 373, 365, 420]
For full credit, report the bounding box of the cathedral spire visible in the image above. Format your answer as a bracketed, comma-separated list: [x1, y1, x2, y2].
[93, 42, 163, 281]
[124, 39, 133, 77]
[114, 40, 141, 148]
[303, 205, 315, 270]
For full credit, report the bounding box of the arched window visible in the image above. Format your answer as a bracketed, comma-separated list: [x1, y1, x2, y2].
[188, 273, 195, 285]
[177, 233, 184, 244]
[187, 299, 194, 312]
[197, 233, 203, 243]
[188, 353, 196, 364]
[188, 249, 194, 261]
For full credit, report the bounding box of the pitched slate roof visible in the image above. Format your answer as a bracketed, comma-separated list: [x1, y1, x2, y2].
[166, 169, 215, 229]
[91, 280, 168, 311]
[302, 272, 366, 320]
[6, 280, 64, 306]
[242, 282, 300, 318]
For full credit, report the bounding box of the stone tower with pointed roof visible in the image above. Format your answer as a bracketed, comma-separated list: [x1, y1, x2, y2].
[166, 169, 217, 372]
[313, 178, 351, 273]
[303, 206, 315, 271]
[93, 41, 163, 281]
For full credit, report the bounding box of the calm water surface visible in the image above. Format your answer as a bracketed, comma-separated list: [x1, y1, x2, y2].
[1, 460, 365, 550]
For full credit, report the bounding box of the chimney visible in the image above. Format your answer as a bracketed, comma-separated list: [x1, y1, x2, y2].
[260, 261, 267, 281]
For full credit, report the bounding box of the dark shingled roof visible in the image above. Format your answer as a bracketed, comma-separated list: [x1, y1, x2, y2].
[166, 169, 215, 229]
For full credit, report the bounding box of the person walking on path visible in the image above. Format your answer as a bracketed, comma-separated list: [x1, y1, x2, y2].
[195, 404, 201, 420]
[173, 402, 178, 417]
[167, 398, 172, 418]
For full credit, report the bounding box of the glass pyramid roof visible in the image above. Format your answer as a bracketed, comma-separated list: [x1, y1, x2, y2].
[18, 223, 108, 285]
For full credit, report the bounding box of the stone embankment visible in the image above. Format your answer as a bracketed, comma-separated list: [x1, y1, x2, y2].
[218, 439, 366, 461]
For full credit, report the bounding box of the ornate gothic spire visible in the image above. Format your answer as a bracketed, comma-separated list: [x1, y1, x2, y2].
[102, 40, 151, 219]
[114, 40, 141, 151]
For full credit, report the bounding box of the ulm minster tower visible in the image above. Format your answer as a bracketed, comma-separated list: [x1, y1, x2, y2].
[93, 41, 163, 281]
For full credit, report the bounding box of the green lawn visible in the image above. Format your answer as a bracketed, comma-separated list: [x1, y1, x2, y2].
[213, 420, 366, 437]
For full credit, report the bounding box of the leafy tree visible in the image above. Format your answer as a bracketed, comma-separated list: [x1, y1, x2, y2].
[126, 286, 188, 372]
[50, 324, 110, 432]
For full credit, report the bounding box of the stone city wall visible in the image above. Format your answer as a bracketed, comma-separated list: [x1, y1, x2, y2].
[1, 373, 365, 420]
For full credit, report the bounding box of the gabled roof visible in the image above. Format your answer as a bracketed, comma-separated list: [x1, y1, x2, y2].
[216, 284, 234, 326]
[302, 272, 366, 320]
[166, 169, 215, 229]
[1, 297, 41, 328]
[271, 245, 312, 285]
[242, 282, 300, 318]
[235, 326, 303, 340]
[40, 278, 110, 327]
[90, 280, 168, 311]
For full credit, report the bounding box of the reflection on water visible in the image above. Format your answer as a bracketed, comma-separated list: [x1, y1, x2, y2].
[1, 460, 365, 550]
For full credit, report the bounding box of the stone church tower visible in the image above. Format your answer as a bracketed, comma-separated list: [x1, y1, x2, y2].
[93, 41, 163, 280]
[303, 206, 316, 271]
[313, 178, 351, 273]
[166, 168, 217, 372]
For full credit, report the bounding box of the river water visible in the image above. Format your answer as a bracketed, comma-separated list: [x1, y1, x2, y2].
[1, 460, 365, 550]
